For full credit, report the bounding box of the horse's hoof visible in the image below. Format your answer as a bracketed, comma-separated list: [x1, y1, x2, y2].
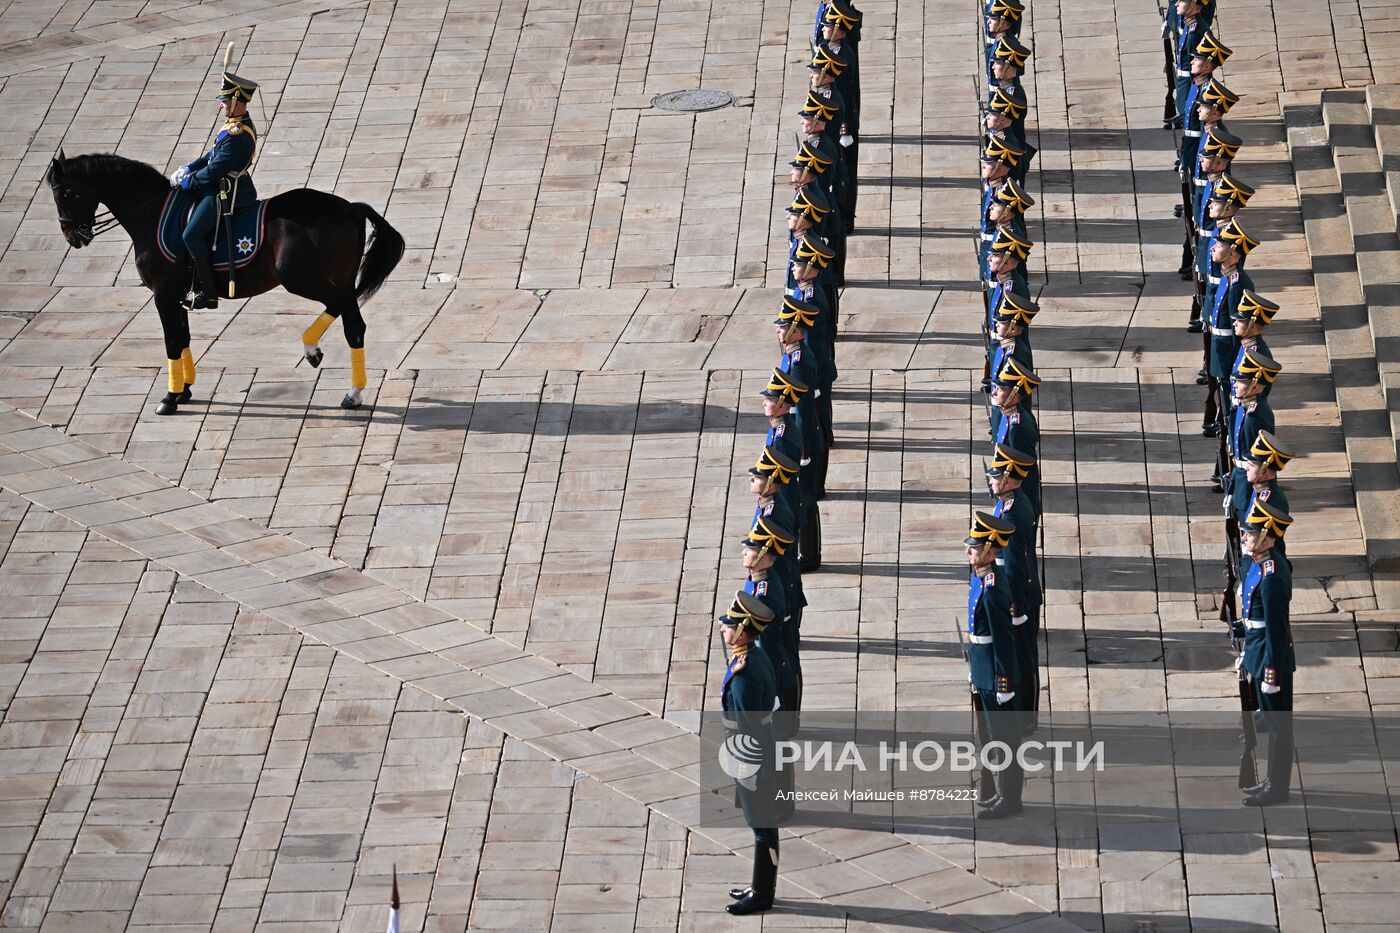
[305, 346, 323, 368]
[340, 391, 362, 410]
[177, 388, 193, 403]
[155, 395, 180, 416]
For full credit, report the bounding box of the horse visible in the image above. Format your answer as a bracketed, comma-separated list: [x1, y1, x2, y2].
[45, 150, 405, 414]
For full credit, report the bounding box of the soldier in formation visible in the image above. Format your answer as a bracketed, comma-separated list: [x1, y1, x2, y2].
[1159, 0, 1298, 808]
[717, 0, 864, 913]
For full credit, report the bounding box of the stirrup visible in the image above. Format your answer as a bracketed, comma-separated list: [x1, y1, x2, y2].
[184, 291, 218, 310]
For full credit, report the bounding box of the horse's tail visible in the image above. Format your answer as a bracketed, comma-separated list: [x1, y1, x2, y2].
[350, 202, 405, 303]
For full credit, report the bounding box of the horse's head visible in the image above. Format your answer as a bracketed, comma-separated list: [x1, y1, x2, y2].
[47, 150, 99, 249]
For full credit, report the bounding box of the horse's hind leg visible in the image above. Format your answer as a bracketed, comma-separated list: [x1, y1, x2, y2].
[154, 293, 194, 416]
[335, 299, 368, 410]
[301, 309, 336, 367]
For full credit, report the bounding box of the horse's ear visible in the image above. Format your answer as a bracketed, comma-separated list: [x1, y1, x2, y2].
[56, 148, 64, 162]
[47, 155, 62, 185]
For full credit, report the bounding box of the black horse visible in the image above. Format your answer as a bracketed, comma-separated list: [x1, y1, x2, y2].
[46, 150, 404, 413]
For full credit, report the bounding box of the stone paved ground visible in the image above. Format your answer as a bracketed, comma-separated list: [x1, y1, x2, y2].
[1, 0, 1399, 930]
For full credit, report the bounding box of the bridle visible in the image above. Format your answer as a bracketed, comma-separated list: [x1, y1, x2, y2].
[53, 185, 119, 244]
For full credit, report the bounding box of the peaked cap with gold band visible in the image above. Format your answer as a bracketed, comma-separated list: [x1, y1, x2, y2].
[1233, 346, 1282, 385]
[990, 35, 1031, 69]
[992, 177, 1035, 214]
[982, 134, 1026, 167]
[1210, 173, 1255, 207]
[809, 44, 849, 76]
[761, 367, 809, 403]
[965, 511, 1016, 548]
[788, 183, 831, 220]
[989, 228, 1033, 261]
[1243, 499, 1293, 540]
[216, 72, 258, 103]
[1193, 31, 1233, 65]
[774, 295, 820, 329]
[798, 88, 840, 122]
[986, 444, 1037, 478]
[717, 591, 774, 635]
[742, 515, 796, 558]
[790, 137, 835, 174]
[987, 0, 1025, 20]
[1200, 78, 1241, 115]
[750, 445, 800, 485]
[1231, 290, 1279, 325]
[794, 232, 835, 268]
[823, 0, 861, 31]
[1216, 216, 1260, 255]
[993, 291, 1040, 326]
[1246, 430, 1294, 471]
[1202, 124, 1243, 159]
[992, 357, 1041, 395]
[988, 85, 1028, 121]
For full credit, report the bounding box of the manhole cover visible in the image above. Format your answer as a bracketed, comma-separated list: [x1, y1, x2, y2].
[652, 89, 735, 112]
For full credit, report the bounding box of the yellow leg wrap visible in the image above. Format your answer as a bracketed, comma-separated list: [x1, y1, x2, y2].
[180, 347, 196, 386]
[167, 359, 184, 394]
[303, 311, 335, 346]
[350, 347, 367, 390]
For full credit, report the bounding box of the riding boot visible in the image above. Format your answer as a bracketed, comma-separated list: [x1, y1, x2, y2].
[1243, 737, 1293, 807]
[799, 501, 821, 572]
[727, 841, 778, 914]
[1202, 380, 1219, 436]
[981, 761, 1024, 819]
[186, 251, 220, 310]
[977, 766, 998, 807]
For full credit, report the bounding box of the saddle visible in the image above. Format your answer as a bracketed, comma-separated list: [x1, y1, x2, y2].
[156, 188, 269, 271]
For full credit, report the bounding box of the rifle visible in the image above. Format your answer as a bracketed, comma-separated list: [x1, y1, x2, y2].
[1220, 595, 1259, 789]
[959, 616, 997, 802]
[1159, 3, 1180, 128]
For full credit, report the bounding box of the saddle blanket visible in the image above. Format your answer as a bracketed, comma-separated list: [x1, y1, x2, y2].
[156, 188, 269, 271]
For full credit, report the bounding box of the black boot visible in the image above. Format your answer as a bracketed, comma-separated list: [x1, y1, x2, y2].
[799, 503, 821, 572]
[1243, 738, 1293, 807]
[185, 252, 220, 310]
[727, 842, 778, 915]
[976, 768, 998, 807]
[980, 762, 1023, 820]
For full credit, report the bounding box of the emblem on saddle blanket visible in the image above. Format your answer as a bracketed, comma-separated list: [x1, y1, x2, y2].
[155, 189, 268, 271]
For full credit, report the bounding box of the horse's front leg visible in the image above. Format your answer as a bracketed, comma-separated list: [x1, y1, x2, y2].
[154, 292, 193, 415]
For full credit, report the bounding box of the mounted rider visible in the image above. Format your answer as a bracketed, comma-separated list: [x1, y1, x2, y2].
[170, 70, 259, 310]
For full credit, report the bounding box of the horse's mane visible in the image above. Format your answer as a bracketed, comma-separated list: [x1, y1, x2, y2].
[56, 152, 167, 190]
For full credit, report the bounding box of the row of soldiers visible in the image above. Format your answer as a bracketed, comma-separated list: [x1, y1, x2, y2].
[1162, 0, 1297, 807]
[716, 0, 864, 916]
[964, 0, 1045, 821]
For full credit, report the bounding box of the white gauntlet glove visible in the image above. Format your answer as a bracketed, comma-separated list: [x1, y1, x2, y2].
[169, 165, 190, 188]
[996, 691, 1015, 705]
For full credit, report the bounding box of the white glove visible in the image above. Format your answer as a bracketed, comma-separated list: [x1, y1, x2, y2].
[840, 133, 854, 147]
[1260, 682, 1280, 694]
[1012, 614, 1028, 626]
[996, 691, 1015, 705]
[169, 165, 189, 187]
[1233, 653, 1244, 673]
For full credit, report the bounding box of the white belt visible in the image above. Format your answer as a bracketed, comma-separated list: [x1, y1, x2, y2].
[1234, 459, 1250, 469]
[1193, 178, 1206, 187]
[1243, 619, 1265, 629]
[1197, 226, 1210, 236]
[1177, 69, 1190, 77]
[1184, 130, 1202, 138]
[968, 634, 993, 644]
[981, 233, 995, 242]
[1210, 327, 1233, 337]
[1208, 275, 1220, 285]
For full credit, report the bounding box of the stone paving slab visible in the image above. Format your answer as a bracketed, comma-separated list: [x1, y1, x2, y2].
[0, 0, 1397, 929]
